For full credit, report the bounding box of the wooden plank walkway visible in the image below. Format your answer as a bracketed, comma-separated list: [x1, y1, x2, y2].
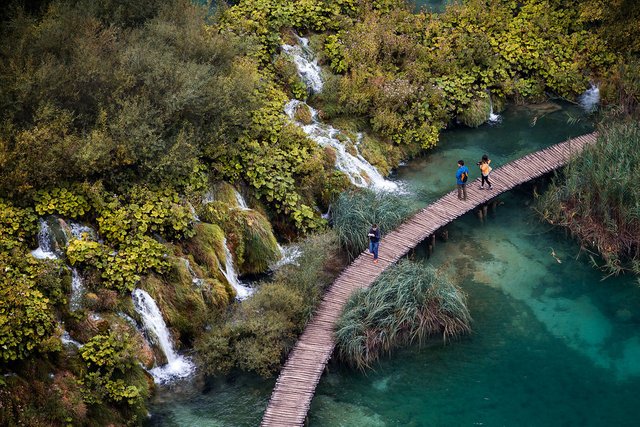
[261, 132, 598, 426]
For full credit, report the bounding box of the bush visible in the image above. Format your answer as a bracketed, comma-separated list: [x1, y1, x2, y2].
[332, 189, 415, 258]
[537, 121, 640, 275]
[0, 255, 56, 362]
[335, 259, 471, 370]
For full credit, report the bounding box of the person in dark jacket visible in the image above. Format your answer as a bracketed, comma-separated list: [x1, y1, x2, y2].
[368, 224, 381, 264]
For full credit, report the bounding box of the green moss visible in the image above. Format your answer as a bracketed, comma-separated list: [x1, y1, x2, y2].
[293, 102, 313, 125]
[458, 95, 491, 127]
[141, 260, 210, 345]
[209, 182, 240, 207]
[232, 209, 281, 275]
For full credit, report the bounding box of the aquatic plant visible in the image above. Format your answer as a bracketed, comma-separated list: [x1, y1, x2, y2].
[538, 121, 640, 276]
[335, 260, 471, 370]
[332, 189, 415, 258]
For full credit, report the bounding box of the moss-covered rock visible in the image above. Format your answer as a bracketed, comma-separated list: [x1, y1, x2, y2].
[458, 95, 491, 127]
[140, 260, 211, 345]
[293, 102, 313, 124]
[230, 209, 281, 275]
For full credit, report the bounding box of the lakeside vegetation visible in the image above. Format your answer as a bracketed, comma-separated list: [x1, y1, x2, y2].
[335, 260, 471, 370]
[0, 0, 638, 424]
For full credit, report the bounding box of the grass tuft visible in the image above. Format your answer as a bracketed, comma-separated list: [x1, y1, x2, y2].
[335, 259, 471, 370]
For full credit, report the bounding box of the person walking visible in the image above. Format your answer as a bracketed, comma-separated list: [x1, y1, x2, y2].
[368, 224, 380, 264]
[456, 160, 469, 200]
[478, 154, 492, 190]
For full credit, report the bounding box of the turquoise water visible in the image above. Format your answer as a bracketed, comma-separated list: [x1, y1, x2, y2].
[148, 104, 640, 425]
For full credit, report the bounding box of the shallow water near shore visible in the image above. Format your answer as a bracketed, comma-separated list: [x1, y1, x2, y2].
[148, 105, 640, 426]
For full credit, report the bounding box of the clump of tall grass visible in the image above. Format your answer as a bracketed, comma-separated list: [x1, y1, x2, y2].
[335, 260, 471, 370]
[537, 121, 640, 275]
[332, 189, 415, 258]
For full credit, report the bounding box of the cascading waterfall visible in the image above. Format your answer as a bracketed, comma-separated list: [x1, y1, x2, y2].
[181, 258, 204, 287]
[579, 84, 600, 113]
[281, 36, 323, 94]
[219, 238, 253, 300]
[282, 37, 400, 192]
[285, 100, 400, 191]
[30, 219, 58, 260]
[233, 189, 250, 210]
[132, 289, 195, 384]
[69, 268, 85, 311]
[270, 243, 303, 270]
[60, 330, 83, 348]
[487, 90, 502, 123]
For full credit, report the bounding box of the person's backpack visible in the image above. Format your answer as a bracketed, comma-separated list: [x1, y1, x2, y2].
[461, 171, 468, 183]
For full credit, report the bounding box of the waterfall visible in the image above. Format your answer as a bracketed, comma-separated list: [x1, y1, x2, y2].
[233, 189, 250, 210]
[270, 244, 303, 270]
[131, 289, 195, 384]
[69, 268, 85, 311]
[30, 219, 59, 260]
[281, 36, 323, 94]
[181, 258, 204, 287]
[285, 100, 400, 192]
[219, 238, 254, 300]
[187, 202, 200, 222]
[60, 330, 83, 348]
[487, 91, 502, 123]
[579, 84, 600, 113]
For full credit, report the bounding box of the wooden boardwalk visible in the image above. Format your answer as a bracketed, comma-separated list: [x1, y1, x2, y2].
[261, 132, 598, 426]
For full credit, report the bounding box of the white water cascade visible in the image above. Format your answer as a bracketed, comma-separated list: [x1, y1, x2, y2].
[30, 219, 59, 260]
[69, 268, 85, 311]
[285, 100, 400, 191]
[580, 84, 600, 113]
[181, 258, 204, 287]
[219, 238, 254, 300]
[270, 243, 303, 270]
[131, 289, 195, 384]
[233, 189, 250, 210]
[282, 36, 323, 94]
[486, 90, 502, 123]
[60, 330, 83, 348]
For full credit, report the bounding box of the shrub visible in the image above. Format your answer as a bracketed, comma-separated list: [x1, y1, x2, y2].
[335, 259, 471, 370]
[332, 189, 415, 258]
[537, 121, 640, 276]
[0, 255, 56, 362]
[79, 330, 148, 410]
[0, 200, 37, 253]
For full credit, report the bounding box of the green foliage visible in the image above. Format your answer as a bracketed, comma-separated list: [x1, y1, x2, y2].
[317, 0, 618, 148]
[79, 331, 146, 408]
[34, 187, 90, 218]
[458, 95, 491, 128]
[335, 259, 471, 370]
[67, 236, 170, 293]
[0, 200, 37, 252]
[537, 121, 640, 276]
[96, 187, 194, 244]
[0, 255, 56, 362]
[333, 189, 416, 258]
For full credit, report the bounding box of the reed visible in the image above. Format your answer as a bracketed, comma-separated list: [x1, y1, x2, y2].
[538, 121, 640, 275]
[335, 260, 471, 370]
[332, 189, 415, 258]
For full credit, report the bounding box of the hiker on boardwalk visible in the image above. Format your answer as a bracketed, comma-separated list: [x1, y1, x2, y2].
[456, 160, 469, 200]
[478, 154, 493, 190]
[368, 224, 380, 264]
